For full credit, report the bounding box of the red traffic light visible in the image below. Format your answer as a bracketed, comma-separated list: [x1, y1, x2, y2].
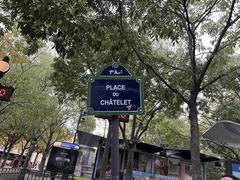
[0, 86, 14, 101]
[118, 115, 129, 122]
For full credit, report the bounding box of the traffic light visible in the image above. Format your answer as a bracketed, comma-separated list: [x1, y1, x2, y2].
[0, 56, 10, 79]
[0, 85, 14, 101]
[0, 56, 14, 101]
[81, 111, 87, 122]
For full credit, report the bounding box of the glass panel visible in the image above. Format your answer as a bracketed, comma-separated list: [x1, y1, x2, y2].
[154, 156, 168, 176]
[168, 158, 180, 176]
[180, 162, 192, 180]
[137, 152, 152, 173]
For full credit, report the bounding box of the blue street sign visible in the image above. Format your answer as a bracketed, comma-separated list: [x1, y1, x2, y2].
[87, 63, 144, 115]
[53, 141, 80, 150]
[232, 163, 240, 179]
[61, 142, 80, 150]
[90, 79, 142, 113]
[99, 64, 131, 76]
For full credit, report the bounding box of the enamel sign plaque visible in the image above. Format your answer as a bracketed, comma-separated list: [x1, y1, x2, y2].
[87, 62, 144, 115]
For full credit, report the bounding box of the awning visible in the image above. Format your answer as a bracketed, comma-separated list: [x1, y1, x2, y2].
[77, 131, 102, 147]
[203, 120, 240, 148]
[166, 149, 219, 162]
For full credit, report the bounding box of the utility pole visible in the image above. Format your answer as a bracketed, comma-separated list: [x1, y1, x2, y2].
[111, 115, 119, 180]
[73, 96, 87, 144]
[73, 109, 83, 143]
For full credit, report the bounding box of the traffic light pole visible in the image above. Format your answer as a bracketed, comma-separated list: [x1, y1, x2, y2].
[111, 115, 119, 180]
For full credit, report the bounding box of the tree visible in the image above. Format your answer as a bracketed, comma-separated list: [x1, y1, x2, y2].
[200, 71, 240, 163]
[0, 109, 24, 167]
[0, 25, 40, 120]
[0, 23, 78, 177]
[141, 114, 190, 149]
[126, 2, 240, 179]
[0, 25, 44, 168]
[36, 100, 73, 174]
[38, 125, 71, 174]
[14, 51, 72, 179]
[4, 1, 240, 179]
[211, 69, 240, 123]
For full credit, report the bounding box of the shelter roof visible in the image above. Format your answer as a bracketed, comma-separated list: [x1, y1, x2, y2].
[77, 131, 219, 162]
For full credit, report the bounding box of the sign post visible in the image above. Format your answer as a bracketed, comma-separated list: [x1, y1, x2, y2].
[87, 62, 144, 179]
[111, 115, 119, 180]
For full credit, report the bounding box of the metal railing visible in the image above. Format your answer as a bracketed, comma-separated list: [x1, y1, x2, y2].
[0, 168, 21, 180]
[0, 168, 76, 180]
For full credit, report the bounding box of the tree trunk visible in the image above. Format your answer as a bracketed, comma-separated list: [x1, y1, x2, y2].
[0, 141, 9, 166]
[0, 141, 14, 168]
[125, 143, 136, 180]
[189, 97, 202, 180]
[99, 124, 111, 180]
[33, 152, 39, 168]
[18, 140, 30, 167]
[38, 148, 50, 174]
[126, 115, 137, 180]
[121, 144, 126, 172]
[39, 132, 54, 174]
[18, 139, 37, 180]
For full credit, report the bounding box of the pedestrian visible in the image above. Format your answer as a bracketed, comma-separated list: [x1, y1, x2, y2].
[220, 175, 234, 180]
[12, 157, 19, 168]
[27, 162, 33, 170]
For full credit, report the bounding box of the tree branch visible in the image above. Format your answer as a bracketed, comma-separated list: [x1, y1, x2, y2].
[217, 34, 240, 52]
[233, 90, 240, 100]
[157, 57, 187, 72]
[193, 0, 221, 30]
[116, 2, 188, 103]
[137, 106, 162, 140]
[200, 113, 216, 127]
[197, 0, 237, 87]
[119, 122, 128, 150]
[181, 0, 197, 87]
[203, 139, 240, 161]
[200, 65, 240, 91]
[130, 45, 188, 103]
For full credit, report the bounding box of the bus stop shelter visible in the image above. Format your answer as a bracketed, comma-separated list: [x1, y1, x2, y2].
[203, 120, 240, 148]
[203, 120, 240, 179]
